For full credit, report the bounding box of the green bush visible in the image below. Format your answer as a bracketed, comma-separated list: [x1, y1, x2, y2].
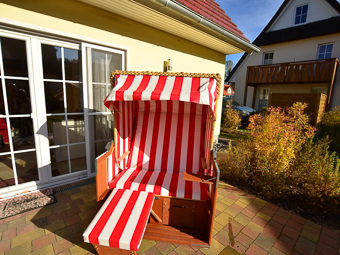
[219, 103, 340, 214]
[221, 102, 241, 130]
[322, 106, 340, 150]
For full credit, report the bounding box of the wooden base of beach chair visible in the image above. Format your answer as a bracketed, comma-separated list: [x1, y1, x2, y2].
[93, 244, 137, 255]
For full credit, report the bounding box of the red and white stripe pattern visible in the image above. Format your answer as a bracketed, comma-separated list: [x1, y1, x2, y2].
[109, 169, 209, 201]
[128, 101, 206, 174]
[114, 101, 133, 170]
[106, 153, 119, 183]
[83, 189, 154, 251]
[104, 74, 217, 113]
[204, 107, 214, 168]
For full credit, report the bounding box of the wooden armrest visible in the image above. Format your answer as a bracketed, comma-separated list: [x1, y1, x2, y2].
[183, 172, 215, 185]
[117, 151, 130, 162]
[201, 157, 207, 170]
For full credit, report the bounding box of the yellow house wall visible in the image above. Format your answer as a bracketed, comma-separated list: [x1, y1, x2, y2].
[0, 0, 227, 138]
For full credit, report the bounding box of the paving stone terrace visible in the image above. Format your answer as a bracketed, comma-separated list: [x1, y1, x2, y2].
[0, 178, 339, 255]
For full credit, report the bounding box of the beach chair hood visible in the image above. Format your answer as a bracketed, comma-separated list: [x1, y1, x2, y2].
[104, 71, 221, 114]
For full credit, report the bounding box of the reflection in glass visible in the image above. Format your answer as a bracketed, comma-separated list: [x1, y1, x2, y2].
[50, 147, 69, 176]
[64, 48, 82, 81]
[0, 155, 14, 188]
[95, 140, 108, 158]
[42, 44, 62, 79]
[1, 37, 28, 77]
[0, 80, 5, 115]
[47, 116, 66, 146]
[10, 117, 35, 151]
[70, 144, 86, 172]
[0, 118, 10, 153]
[92, 50, 122, 83]
[44, 82, 64, 113]
[93, 115, 114, 141]
[5, 80, 31, 115]
[15, 151, 38, 184]
[92, 84, 110, 112]
[67, 115, 85, 144]
[66, 83, 83, 113]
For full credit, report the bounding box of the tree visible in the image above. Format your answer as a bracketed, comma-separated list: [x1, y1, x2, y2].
[225, 60, 233, 82]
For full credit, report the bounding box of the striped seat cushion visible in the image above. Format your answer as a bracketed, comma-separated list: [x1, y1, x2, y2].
[83, 189, 154, 251]
[109, 168, 209, 201]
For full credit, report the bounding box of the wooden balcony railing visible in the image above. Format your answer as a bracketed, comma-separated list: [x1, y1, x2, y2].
[247, 58, 338, 85]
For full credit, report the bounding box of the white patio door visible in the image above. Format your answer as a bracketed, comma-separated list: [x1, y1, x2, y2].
[35, 39, 87, 182]
[0, 33, 40, 190]
[82, 43, 125, 175]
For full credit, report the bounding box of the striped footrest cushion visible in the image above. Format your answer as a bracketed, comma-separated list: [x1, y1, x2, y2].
[83, 189, 154, 251]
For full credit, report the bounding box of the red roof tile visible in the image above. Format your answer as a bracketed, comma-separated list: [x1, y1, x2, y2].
[176, 0, 249, 41]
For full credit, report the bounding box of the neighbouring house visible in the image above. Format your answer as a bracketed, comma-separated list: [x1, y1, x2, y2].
[227, 0, 340, 113]
[0, 0, 259, 198]
[223, 84, 234, 97]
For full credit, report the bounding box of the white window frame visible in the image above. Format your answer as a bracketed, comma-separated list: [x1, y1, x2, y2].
[0, 23, 129, 198]
[82, 43, 126, 178]
[263, 52, 274, 65]
[317, 43, 334, 59]
[294, 3, 309, 26]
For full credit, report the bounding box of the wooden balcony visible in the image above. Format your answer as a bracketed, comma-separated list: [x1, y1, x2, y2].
[246, 58, 338, 85]
[244, 58, 338, 111]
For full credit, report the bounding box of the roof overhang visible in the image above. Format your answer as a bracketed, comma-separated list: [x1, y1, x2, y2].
[77, 0, 260, 55]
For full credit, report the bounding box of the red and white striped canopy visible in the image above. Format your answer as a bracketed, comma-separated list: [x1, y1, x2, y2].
[104, 74, 218, 112]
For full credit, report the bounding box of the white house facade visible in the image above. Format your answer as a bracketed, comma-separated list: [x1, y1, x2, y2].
[227, 0, 340, 112]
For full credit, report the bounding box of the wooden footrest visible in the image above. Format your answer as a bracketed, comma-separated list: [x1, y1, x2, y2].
[83, 189, 154, 252]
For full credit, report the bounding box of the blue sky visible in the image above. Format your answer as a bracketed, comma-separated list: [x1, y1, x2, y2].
[215, 0, 285, 66]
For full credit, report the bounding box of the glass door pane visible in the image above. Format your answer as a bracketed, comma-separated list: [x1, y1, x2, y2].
[0, 36, 38, 187]
[41, 43, 86, 177]
[85, 46, 124, 173]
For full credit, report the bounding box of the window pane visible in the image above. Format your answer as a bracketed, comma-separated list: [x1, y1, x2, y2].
[70, 144, 86, 172]
[67, 115, 85, 144]
[47, 116, 67, 146]
[296, 6, 302, 15]
[302, 4, 308, 13]
[301, 14, 307, 23]
[0, 155, 15, 188]
[0, 118, 10, 153]
[44, 82, 64, 113]
[15, 151, 38, 184]
[95, 140, 109, 158]
[0, 80, 4, 115]
[42, 44, 62, 80]
[66, 83, 83, 113]
[6, 80, 31, 115]
[1, 37, 28, 77]
[295, 16, 300, 24]
[93, 115, 114, 141]
[92, 50, 123, 83]
[64, 48, 82, 81]
[319, 45, 326, 54]
[92, 84, 110, 112]
[10, 117, 35, 151]
[326, 44, 333, 53]
[50, 147, 69, 176]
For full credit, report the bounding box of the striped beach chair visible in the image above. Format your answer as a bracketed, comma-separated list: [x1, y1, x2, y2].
[83, 71, 221, 254]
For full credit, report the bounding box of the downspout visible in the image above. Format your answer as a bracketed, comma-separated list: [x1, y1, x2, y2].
[152, 0, 260, 53]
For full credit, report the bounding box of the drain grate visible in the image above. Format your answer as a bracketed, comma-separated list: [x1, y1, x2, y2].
[54, 179, 96, 194]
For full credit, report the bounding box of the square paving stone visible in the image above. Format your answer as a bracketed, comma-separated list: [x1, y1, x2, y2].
[255, 233, 276, 252]
[294, 236, 317, 255]
[219, 246, 242, 255]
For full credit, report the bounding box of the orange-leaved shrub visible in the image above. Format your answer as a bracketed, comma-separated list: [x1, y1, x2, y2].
[219, 102, 340, 214]
[221, 102, 241, 130]
[321, 106, 340, 150]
